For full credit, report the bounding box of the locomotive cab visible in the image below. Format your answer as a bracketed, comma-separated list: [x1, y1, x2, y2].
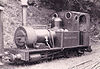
[58, 11, 90, 47]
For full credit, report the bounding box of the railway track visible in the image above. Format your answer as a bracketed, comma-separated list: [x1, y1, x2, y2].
[69, 60, 100, 69]
[68, 44, 100, 69]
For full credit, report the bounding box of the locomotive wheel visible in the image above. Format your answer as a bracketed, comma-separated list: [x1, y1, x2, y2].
[77, 49, 85, 56]
[86, 46, 92, 52]
[10, 59, 24, 65]
[64, 49, 78, 58]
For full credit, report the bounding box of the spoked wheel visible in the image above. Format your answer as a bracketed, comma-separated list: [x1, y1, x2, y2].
[64, 49, 78, 58]
[11, 60, 25, 65]
[77, 49, 85, 56]
[86, 46, 92, 52]
[50, 54, 54, 60]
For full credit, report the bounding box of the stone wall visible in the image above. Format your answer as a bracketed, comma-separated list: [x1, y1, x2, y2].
[1, 0, 22, 48]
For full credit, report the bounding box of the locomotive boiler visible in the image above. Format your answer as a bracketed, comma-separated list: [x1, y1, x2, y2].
[3, 11, 92, 63]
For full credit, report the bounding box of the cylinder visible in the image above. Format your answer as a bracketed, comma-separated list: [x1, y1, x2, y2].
[14, 26, 56, 48]
[30, 54, 41, 61]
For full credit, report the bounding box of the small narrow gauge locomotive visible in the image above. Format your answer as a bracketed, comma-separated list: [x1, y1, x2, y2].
[3, 11, 92, 63]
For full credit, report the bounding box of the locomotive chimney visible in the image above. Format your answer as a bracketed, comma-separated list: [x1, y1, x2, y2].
[21, 0, 28, 26]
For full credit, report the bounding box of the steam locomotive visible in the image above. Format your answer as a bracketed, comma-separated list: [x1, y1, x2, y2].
[3, 11, 92, 63]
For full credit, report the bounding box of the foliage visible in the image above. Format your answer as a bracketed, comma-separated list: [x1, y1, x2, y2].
[39, 0, 68, 11]
[28, 0, 100, 18]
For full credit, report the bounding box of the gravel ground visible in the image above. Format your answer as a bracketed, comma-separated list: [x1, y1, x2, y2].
[0, 42, 100, 69]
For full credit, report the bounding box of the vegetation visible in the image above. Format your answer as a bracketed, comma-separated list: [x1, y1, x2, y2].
[28, 0, 100, 18]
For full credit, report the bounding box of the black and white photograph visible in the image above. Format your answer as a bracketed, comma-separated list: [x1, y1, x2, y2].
[0, 0, 100, 69]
